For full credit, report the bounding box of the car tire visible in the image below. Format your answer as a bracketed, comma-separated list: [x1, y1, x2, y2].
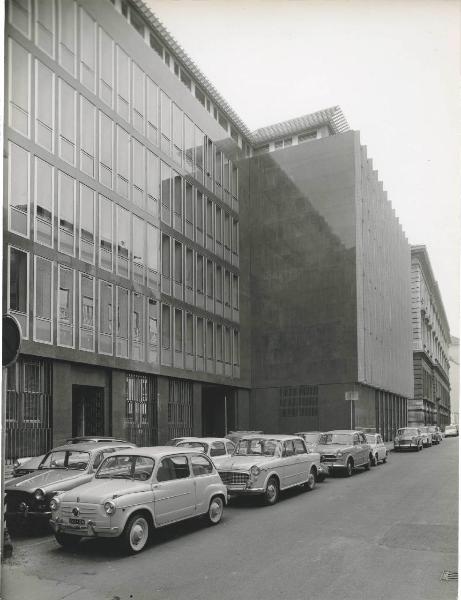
[372, 453, 379, 466]
[120, 513, 150, 554]
[344, 459, 353, 477]
[382, 454, 387, 463]
[55, 532, 81, 550]
[206, 496, 224, 525]
[364, 455, 372, 471]
[418, 442, 423, 451]
[304, 468, 316, 491]
[264, 476, 279, 505]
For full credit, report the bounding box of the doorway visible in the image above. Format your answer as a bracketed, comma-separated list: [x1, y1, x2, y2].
[202, 386, 236, 437]
[72, 385, 105, 437]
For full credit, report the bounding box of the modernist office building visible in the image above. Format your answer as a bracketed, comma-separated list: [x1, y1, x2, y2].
[409, 246, 451, 427]
[4, 0, 415, 459]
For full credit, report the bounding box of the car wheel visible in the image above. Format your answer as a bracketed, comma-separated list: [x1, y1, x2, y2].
[55, 532, 81, 550]
[304, 468, 316, 491]
[121, 513, 150, 554]
[372, 453, 379, 466]
[364, 455, 372, 470]
[382, 454, 387, 463]
[418, 442, 423, 451]
[206, 496, 224, 525]
[344, 459, 353, 477]
[264, 476, 279, 505]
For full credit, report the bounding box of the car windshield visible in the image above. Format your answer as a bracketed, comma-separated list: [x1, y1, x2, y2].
[96, 455, 155, 480]
[235, 438, 282, 457]
[165, 439, 183, 446]
[319, 433, 353, 445]
[39, 450, 90, 470]
[397, 428, 419, 436]
[177, 441, 209, 453]
[300, 433, 320, 443]
[365, 435, 377, 443]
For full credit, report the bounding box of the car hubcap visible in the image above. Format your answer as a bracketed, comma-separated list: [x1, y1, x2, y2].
[209, 499, 223, 523]
[308, 473, 315, 489]
[267, 483, 277, 501]
[130, 519, 148, 550]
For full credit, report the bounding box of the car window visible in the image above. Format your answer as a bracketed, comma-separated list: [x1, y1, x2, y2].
[377, 436, 382, 444]
[210, 442, 226, 457]
[96, 455, 154, 480]
[40, 450, 90, 470]
[283, 440, 295, 457]
[226, 442, 235, 455]
[191, 455, 213, 476]
[353, 434, 360, 445]
[157, 455, 190, 481]
[177, 441, 208, 453]
[293, 439, 306, 454]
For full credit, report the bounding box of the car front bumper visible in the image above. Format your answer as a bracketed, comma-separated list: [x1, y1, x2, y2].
[394, 441, 418, 449]
[50, 518, 120, 538]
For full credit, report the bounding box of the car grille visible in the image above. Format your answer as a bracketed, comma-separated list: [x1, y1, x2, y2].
[219, 471, 249, 486]
[61, 504, 98, 518]
[5, 491, 45, 513]
[321, 454, 338, 463]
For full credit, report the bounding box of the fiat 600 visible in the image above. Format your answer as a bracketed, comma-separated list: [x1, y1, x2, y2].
[217, 434, 320, 505]
[50, 447, 227, 554]
[316, 430, 373, 476]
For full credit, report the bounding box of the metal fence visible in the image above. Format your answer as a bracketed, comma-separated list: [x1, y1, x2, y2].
[168, 379, 193, 439]
[125, 373, 158, 446]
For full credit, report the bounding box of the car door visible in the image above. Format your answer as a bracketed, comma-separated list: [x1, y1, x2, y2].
[280, 440, 298, 488]
[189, 454, 216, 515]
[293, 438, 310, 483]
[359, 433, 370, 464]
[153, 455, 196, 525]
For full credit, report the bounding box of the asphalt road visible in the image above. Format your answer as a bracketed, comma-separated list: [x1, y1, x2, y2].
[2, 439, 458, 600]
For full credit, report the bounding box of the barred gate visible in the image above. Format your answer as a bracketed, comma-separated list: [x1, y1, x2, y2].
[125, 373, 158, 446]
[6, 358, 53, 463]
[168, 380, 193, 439]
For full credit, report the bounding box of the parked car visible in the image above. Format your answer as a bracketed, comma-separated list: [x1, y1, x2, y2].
[444, 424, 459, 437]
[5, 442, 135, 527]
[225, 431, 263, 445]
[428, 426, 443, 444]
[50, 447, 227, 554]
[316, 430, 373, 476]
[216, 434, 320, 505]
[418, 427, 433, 448]
[294, 432, 330, 481]
[168, 437, 236, 466]
[12, 437, 132, 477]
[393, 428, 424, 451]
[365, 433, 388, 465]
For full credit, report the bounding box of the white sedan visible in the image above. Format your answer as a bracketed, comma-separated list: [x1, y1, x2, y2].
[167, 437, 236, 467]
[365, 433, 388, 466]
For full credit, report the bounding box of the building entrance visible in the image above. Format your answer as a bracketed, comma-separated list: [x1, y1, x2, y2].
[72, 385, 105, 437]
[202, 386, 236, 437]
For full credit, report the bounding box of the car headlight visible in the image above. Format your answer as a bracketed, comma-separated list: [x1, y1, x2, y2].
[49, 496, 60, 511]
[13, 459, 20, 469]
[250, 465, 261, 477]
[34, 488, 45, 501]
[336, 451, 343, 457]
[104, 500, 116, 515]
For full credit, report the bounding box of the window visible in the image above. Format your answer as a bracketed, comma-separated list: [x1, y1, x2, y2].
[206, 199, 213, 245]
[149, 33, 162, 57]
[147, 150, 159, 213]
[283, 440, 295, 457]
[184, 116, 194, 173]
[216, 266, 223, 302]
[224, 213, 230, 250]
[255, 144, 269, 155]
[224, 271, 230, 306]
[99, 281, 113, 355]
[161, 162, 171, 224]
[162, 234, 170, 278]
[99, 195, 113, 271]
[116, 286, 129, 358]
[230, 127, 238, 143]
[215, 150, 222, 190]
[116, 125, 130, 198]
[157, 456, 190, 481]
[116, 45, 130, 121]
[195, 86, 205, 107]
[59, 0, 76, 75]
[58, 171, 75, 256]
[8, 38, 31, 136]
[8, 142, 30, 237]
[148, 299, 158, 364]
[9, 247, 29, 338]
[232, 165, 238, 200]
[173, 172, 182, 225]
[215, 206, 222, 246]
[132, 139, 145, 207]
[79, 8, 96, 92]
[299, 131, 317, 143]
[279, 386, 319, 418]
[196, 255, 204, 294]
[147, 224, 159, 285]
[196, 190, 203, 233]
[180, 69, 191, 90]
[293, 439, 306, 455]
[80, 97, 96, 176]
[185, 182, 194, 228]
[233, 330, 239, 366]
[99, 112, 113, 188]
[162, 304, 171, 349]
[224, 327, 231, 364]
[174, 241, 183, 284]
[175, 309, 183, 352]
[35, 59, 54, 152]
[79, 184, 95, 264]
[172, 103, 183, 164]
[216, 324, 222, 361]
[223, 156, 230, 198]
[132, 62, 145, 134]
[232, 220, 239, 256]
[218, 113, 228, 131]
[191, 455, 213, 476]
[99, 27, 114, 107]
[160, 91, 171, 154]
[130, 9, 144, 37]
[210, 442, 225, 457]
[133, 216, 145, 284]
[233, 275, 239, 310]
[196, 317, 204, 358]
[146, 77, 158, 144]
[57, 265, 74, 347]
[186, 313, 193, 355]
[186, 248, 193, 290]
[58, 78, 76, 164]
[132, 292, 144, 361]
[206, 321, 213, 359]
[34, 157, 53, 247]
[116, 205, 131, 278]
[79, 273, 94, 351]
[206, 260, 213, 299]
[195, 127, 204, 182]
[284, 137, 292, 146]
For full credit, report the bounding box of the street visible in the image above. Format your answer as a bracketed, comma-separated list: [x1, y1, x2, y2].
[2, 439, 458, 600]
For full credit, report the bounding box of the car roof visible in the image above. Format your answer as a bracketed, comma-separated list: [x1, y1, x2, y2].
[49, 442, 135, 452]
[108, 446, 210, 458]
[325, 430, 361, 434]
[175, 437, 233, 444]
[237, 434, 304, 441]
[65, 437, 129, 443]
[295, 431, 323, 435]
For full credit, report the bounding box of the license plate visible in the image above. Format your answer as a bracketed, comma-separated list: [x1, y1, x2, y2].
[69, 518, 85, 525]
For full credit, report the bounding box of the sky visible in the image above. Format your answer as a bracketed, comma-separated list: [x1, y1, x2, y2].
[146, 0, 460, 337]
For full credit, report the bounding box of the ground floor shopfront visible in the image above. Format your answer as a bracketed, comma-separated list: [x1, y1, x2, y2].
[5, 355, 250, 462]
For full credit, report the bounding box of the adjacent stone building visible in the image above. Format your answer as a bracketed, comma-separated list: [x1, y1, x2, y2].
[449, 336, 459, 424]
[410, 246, 451, 427]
